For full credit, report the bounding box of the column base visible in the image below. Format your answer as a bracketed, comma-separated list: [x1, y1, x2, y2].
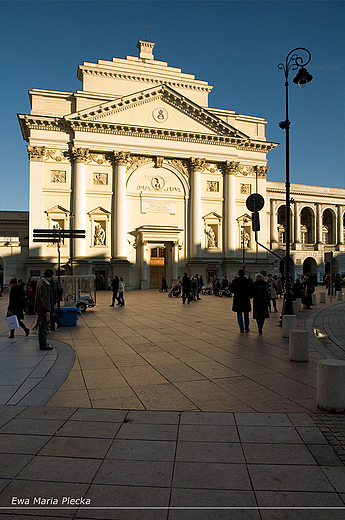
[110, 258, 132, 288]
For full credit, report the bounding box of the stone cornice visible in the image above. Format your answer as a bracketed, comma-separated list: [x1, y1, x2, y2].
[267, 186, 345, 200]
[18, 113, 276, 153]
[77, 66, 213, 94]
[18, 114, 69, 142]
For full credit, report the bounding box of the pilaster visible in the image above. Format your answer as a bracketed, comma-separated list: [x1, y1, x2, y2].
[293, 201, 301, 249]
[315, 202, 323, 248]
[27, 146, 46, 257]
[337, 205, 344, 247]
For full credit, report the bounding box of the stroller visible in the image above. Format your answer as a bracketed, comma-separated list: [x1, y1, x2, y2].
[168, 284, 181, 298]
[219, 286, 232, 297]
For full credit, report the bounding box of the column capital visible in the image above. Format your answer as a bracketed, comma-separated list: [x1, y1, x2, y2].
[71, 147, 90, 163]
[114, 151, 131, 166]
[27, 145, 46, 161]
[254, 165, 269, 178]
[190, 157, 205, 171]
[223, 160, 240, 174]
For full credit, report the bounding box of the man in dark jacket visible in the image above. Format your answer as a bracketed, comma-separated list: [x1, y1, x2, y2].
[231, 269, 252, 332]
[34, 269, 55, 350]
[110, 276, 119, 306]
[182, 272, 191, 304]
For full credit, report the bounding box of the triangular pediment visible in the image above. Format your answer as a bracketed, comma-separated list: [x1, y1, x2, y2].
[45, 205, 70, 215]
[65, 85, 249, 139]
[203, 212, 222, 221]
[87, 206, 111, 217]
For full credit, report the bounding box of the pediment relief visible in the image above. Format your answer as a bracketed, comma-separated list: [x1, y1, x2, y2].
[65, 85, 248, 139]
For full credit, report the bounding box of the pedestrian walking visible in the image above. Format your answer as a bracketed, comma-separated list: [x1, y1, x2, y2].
[7, 278, 30, 338]
[110, 276, 119, 306]
[159, 276, 168, 292]
[34, 269, 55, 350]
[267, 273, 278, 312]
[117, 277, 125, 306]
[291, 278, 304, 300]
[252, 273, 270, 334]
[231, 269, 252, 332]
[195, 274, 201, 300]
[49, 276, 63, 331]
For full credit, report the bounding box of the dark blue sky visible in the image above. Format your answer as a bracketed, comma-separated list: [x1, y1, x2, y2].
[1, 0, 344, 210]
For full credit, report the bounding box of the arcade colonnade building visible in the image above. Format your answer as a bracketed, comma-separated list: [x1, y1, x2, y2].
[15, 40, 345, 289]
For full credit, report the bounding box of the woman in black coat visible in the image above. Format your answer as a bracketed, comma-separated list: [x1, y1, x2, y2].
[231, 269, 252, 332]
[252, 273, 270, 334]
[7, 278, 30, 338]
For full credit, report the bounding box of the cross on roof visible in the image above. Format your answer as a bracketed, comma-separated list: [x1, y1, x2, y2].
[142, 26, 148, 40]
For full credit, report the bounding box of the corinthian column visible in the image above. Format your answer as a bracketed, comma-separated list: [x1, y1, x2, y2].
[71, 147, 89, 258]
[113, 151, 130, 259]
[223, 161, 239, 258]
[28, 146, 46, 257]
[189, 158, 204, 259]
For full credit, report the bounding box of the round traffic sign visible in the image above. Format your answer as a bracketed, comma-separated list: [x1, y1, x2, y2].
[246, 193, 265, 213]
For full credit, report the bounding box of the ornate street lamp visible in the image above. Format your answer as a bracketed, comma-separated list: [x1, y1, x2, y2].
[278, 48, 313, 315]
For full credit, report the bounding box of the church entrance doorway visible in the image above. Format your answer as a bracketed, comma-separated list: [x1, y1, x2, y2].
[150, 247, 166, 288]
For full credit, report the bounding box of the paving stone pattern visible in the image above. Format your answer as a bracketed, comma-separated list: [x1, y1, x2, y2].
[1, 407, 345, 519]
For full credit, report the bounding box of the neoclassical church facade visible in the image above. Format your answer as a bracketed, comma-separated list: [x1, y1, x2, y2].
[15, 41, 344, 289]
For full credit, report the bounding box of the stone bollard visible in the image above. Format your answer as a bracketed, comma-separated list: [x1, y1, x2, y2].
[317, 359, 345, 412]
[282, 315, 297, 338]
[311, 294, 317, 306]
[336, 290, 343, 301]
[292, 300, 300, 316]
[319, 292, 326, 303]
[296, 298, 302, 312]
[289, 330, 309, 362]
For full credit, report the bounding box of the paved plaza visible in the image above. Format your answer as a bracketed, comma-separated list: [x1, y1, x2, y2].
[1, 287, 345, 518]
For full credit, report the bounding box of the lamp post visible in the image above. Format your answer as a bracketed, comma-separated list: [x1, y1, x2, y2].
[278, 48, 313, 315]
[242, 218, 248, 269]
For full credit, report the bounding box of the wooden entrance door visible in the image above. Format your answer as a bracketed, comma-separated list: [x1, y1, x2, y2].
[150, 247, 166, 288]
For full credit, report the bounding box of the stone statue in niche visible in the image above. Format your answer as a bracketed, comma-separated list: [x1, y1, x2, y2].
[205, 225, 217, 248]
[241, 229, 250, 248]
[94, 223, 106, 245]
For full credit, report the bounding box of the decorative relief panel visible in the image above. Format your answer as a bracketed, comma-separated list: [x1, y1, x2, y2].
[50, 170, 66, 183]
[93, 173, 108, 185]
[240, 184, 251, 195]
[206, 181, 219, 192]
[152, 107, 169, 122]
